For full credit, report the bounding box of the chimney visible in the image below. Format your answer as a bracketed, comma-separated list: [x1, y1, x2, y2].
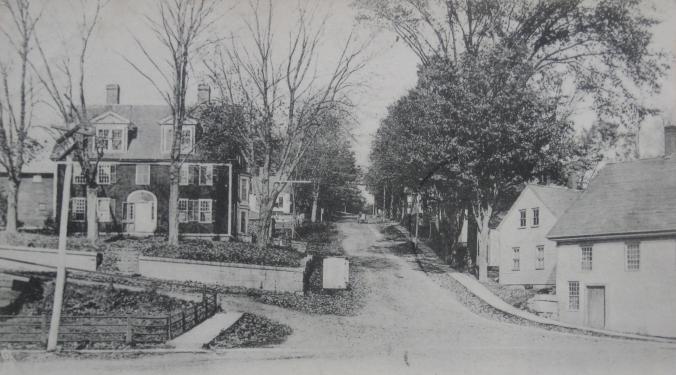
[665, 125, 676, 157]
[197, 83, 211, 104]
[106, 84, 120, 105]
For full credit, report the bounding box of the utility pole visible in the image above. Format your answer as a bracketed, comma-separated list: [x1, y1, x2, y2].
[47, 154, 73, 351]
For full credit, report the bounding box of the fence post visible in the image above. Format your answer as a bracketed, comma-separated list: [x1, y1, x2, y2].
[194, 304, 198, 327]
[213, 292, 218, 314]
[202, 288, 207, 320]
[125, 317, 133, 345]
[41, 314, 48, 346]
[181, 310, 186, 334]
[166, 314, 172, 341]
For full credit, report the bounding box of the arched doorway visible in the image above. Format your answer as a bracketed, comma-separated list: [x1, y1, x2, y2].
[127, 190, 157, 234]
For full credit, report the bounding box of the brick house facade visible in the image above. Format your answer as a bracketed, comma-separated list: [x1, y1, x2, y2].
[53, 84, 247, 239]
[0, 155, 56, 229]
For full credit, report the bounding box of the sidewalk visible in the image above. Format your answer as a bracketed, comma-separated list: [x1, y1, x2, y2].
[168, 312, 243, 350]
[391, 224, 676, 344]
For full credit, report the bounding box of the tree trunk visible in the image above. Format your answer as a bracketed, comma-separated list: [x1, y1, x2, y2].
[255, 198, 275, 249]
[86, 186, 98, 242]
[475, 205, 492, 282]
[5, 179, 19, 233]
[389, 192, 394, 220]
[310, 187, 319, 223]
[168, 164, 180, 245]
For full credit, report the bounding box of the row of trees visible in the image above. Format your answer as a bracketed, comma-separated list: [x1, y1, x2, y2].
[0, 0, 365, 247]
[360, 0, 667, 280]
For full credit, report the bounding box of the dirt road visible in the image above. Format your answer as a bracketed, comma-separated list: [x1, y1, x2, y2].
[5, 221, 676, 374]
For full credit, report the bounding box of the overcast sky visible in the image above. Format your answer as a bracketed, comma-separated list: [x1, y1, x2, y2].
[2, 0, 675, 166]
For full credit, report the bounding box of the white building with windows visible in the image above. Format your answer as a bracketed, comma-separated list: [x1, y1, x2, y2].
[496, 184, 581, 287]
[549, 127, 676, 336]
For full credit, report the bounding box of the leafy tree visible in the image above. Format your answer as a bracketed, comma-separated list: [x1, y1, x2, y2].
[294, 120, 363, 221]
[360, 0, 667, 280]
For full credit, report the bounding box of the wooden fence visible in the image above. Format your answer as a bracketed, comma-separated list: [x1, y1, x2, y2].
[0, 290, 218, 348]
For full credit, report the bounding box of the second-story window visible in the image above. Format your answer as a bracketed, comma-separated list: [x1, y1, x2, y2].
[199, 165, 213, 186]
[519, 209, 526, 228]
[532, 207, 539, 226]
[136, 164, 151, 185]
[72, 163, 86, 184]
[97, 163, 116, 185]
[581, 245, 593, 271]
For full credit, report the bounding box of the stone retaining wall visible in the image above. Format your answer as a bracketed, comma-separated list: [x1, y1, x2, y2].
[0, 245, 97, 271]
[138, 256, 310, 293]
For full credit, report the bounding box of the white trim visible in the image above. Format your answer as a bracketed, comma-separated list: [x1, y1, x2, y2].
[52, 162, 58, 218]
[157, 115, 198, 126]
[228, 164, 232, 237]
[90, 110, 131, 125]
[56, 161, 231, 166]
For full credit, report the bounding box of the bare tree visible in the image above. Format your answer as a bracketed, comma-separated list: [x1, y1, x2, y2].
[31, 0, 108, 242]
[126, 0, 217, 244]
[205, 0, 365, 247]
[0, 0, 42, 233]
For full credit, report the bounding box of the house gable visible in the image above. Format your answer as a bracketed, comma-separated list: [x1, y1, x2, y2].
[91, 111, 132, 125]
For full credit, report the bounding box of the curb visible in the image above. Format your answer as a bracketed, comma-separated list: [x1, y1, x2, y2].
[388, 224, 676, 345]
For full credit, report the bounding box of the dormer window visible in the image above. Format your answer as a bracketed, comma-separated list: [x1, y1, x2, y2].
[90, 111, 131, 153]
[161, 125, 195, 154]
[95, 127, 126, 152]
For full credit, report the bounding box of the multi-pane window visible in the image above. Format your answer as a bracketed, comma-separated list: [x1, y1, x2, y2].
[97, 163, 116, 185]
[519, 210, 526, 228]
[275, 195, 284, 209]
[96, 127, 125, 152]
[199, 199, 213, 223]
[512, 247, 520, 271]
[536, 245, 545, 270]
[122, 202, 135, 222]
[568, 281, 580, 311]
[581, 246, 593, 271]
[161, 126, 194, 154]
[97, 198, 115, 223]
[179, 164, 201, 186]
[135, 164, 151, 185]
[72, 163, 86, 184]
[178, 199, 205, 223]
[626, 242, 640, 271]
[180, 128, 194, 154]
[199, 165, 213, 186]
[70, 198, 86, 221]
[239, 177, 249, 202]
[532, 207, 540, 226]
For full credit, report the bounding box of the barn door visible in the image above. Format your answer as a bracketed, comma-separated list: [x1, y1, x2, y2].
[587, 286, 606, 329]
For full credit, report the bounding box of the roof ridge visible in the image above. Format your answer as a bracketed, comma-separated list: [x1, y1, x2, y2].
[527, 183, 580, 192]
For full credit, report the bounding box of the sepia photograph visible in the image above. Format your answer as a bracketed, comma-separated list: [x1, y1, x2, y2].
[1, 0, 675, 374]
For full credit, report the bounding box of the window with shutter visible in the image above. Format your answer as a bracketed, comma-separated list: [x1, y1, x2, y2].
[97, 163, 116, 185]
[178, 199, 188, 222]
[97, 198, 113, 222]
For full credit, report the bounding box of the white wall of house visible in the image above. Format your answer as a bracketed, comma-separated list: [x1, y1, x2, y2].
[556, 238, 676, 337]
[498, 188, 557, 286]
[488, 228, 500, 267]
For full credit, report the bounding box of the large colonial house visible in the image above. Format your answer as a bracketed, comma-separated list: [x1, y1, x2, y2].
[52, 84, 248, 239]
[496, 184, 581, 287]
[548, 126, 676, 336]
[0, 149, 56, 229]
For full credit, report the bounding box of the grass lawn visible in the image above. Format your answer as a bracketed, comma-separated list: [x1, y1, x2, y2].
[1, 231, 305, 268]
[203, 313, 292, 349]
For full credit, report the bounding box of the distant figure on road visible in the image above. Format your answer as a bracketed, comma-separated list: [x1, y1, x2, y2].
[358, 212, 367, 224]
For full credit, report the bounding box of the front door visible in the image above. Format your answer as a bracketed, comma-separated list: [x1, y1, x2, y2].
[587, 286, 606, 329]
[134, 202, 153, 233]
